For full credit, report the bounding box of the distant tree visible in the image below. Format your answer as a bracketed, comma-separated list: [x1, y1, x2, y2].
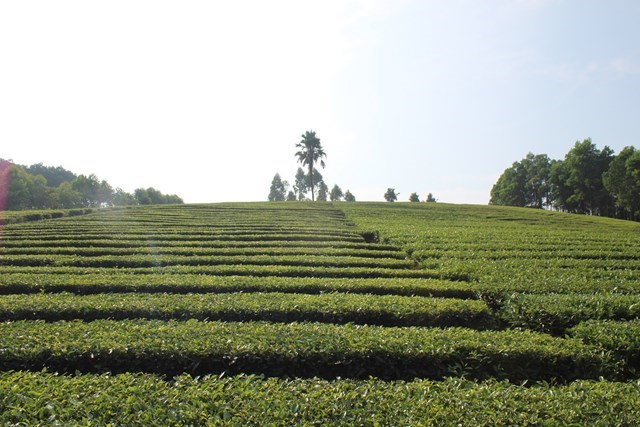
[286, 191, 297, 201]
[29, 175, 53, 209]
[164, 194, 184, 204]
[52, 181, 82, 208]
[317, 181, 329, 201]
[409, 192, 420, 202]
[295, 130, 326, 201]
[554, 139, 613, 215]
[330, 184, 343, 202]
[25, 163, 76, 187]
[72, 174, 102, 207]
[490, 153, 550, 208]
[426, 193, 436, 202]
[134, 188, 151, 205]
[268, 173, 288, 201]
[0, 160, 9, 209]
[306, 169, 324, 200]
[293, 167, 308, 201]
[5, 164, 33, 210]
[97, 180, 114, 206]
[112, 188, 137, 206]
[344, 190, 356, 202]
[384, 188, 398, 202]
[0, 159, 181, 210]
[603, 146, 640, 220]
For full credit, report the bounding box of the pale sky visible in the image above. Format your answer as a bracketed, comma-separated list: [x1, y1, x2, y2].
[1, 0, 639, 204]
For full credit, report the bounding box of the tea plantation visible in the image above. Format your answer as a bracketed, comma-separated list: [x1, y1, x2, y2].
[1, 202, 639, 425]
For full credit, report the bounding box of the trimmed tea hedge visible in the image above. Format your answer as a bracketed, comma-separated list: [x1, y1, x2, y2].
[0, 273, 476, 298]
[1, 372, 639, 426]
[498, 293, 640, 334]
[0, 292, 495, 328]
[0, 319, 617, 381]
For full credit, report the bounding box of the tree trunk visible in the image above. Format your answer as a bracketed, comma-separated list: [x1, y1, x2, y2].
[309, 161, 314, 201]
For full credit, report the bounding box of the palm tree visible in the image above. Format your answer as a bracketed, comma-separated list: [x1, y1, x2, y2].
[295, 130, 326, 201]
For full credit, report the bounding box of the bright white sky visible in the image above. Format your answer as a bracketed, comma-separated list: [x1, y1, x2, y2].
[2, 1, 639, 204]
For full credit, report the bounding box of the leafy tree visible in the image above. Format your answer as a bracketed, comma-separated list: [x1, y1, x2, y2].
[286, 191, 297, 201]
[0, 160, 9, 209]
[344, 190, 356, 202]
[558, 139, 613, 215]
[409, 192, 420, 202]
[426, 193, 436, 202]
[330, 184, 343, 202]
[268, 173, 288, 201]
[306, 169, 324, 201]
[317, 181, 329, 201]
[293, 167, 308, 201]
[97, 180, 114, 206]
[603, 146, 640, 220]
[0, 159, 181, 210]
[522, 153, 551, 208]
[52, 181, 82, 208]
[112, 188, 137, 206]
[4, 163, 34, 210]
[29, 175, 53, 209]
[490, 162, 526, 206]
[384, 188, 398, 202]
[134, 188, 152, 205]
[136, 187, 183, 205]
[25, 163, 76, 187]
[295, 130, 326, 201]
[490, 153, 550, 208]
[72, 174, 102, 207]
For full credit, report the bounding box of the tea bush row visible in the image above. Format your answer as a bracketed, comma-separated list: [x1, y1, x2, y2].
[2, 372, 639, 426]
[498, 293, 640, 334]
[0, 319, 618, 381]
[0, 273, 476, 298]
[0, 291, 494, 328]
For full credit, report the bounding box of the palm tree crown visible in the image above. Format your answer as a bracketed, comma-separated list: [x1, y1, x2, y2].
[295, 130, 326, 201]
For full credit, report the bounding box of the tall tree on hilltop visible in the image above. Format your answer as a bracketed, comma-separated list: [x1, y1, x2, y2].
[293, 167, 308, 201]
[268, 173, 288, 201]
[295, 130, 326, 201]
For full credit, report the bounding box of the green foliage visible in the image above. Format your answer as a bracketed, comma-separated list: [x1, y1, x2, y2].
[0, 319, 613, 381]
[383, 188, 397, 202]
[134, 187, 183, 205]
[330, 184, 343, 201]
[490, 153, 550, 208]
[498, 293, 640, 334]
[2, 201, 640, 422]
[25, 162, 77, 187]
[0, 159, 182, 210]
[603, 146, 640, 220]
[0, 292, 495, 328]
[409, 192, 420, 202]
[293, 167, 307, 200]
[551, 139, 614, 215]
[268, 173, 288, 201]
[426, 192, 436, 202]
[2, 372, 639, 426]
[295, 130, 326, 201]
[0, 274, 475, 298]
[344, 189, 356, 202]
[571, 320, 640, 372]
[491, 141, 640, 221]
[316, 180, 329, 202]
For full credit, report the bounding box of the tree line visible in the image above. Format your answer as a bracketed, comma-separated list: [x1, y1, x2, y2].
[490, 139, 640, 221]
[383, 188, 437, 203]
[269, 131, 356, 202]
[0, 159, 183, 210]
